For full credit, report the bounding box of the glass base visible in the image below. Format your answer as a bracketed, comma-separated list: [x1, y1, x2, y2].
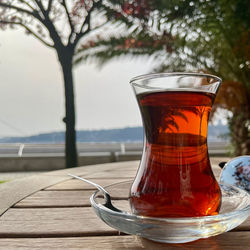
[90, 181, 250, 244]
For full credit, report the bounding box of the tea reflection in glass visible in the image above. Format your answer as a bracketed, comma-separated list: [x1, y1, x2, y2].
[129, 73, 222, 217]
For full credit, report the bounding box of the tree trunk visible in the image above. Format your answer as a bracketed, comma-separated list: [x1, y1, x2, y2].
[58, 49, 78, 168]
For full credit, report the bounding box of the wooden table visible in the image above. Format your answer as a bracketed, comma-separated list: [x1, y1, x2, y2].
[0, 159, 249, 249]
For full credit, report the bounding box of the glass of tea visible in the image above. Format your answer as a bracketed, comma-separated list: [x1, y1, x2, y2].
[129, 73, 222, 218]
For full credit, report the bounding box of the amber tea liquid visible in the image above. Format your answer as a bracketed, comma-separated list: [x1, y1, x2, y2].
[129, 91, 221, 217]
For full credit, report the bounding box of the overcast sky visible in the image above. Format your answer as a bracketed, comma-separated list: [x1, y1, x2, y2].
[0, 29, 157, 138]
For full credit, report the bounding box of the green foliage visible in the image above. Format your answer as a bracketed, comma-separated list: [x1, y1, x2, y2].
[75, 0, 250, 155]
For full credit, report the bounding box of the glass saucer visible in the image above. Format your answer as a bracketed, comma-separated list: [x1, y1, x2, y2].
[90, 181, 250, 243]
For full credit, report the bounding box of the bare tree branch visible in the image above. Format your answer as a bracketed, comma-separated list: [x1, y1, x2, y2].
[84, 21, 108, 35]
[81, 0, 104, 34]
[0, 2, 40, 19]
[73, 0, 103, 47]
[31, 0, 64, 49]
[80, 12, 90, 35]
[47, 0, 53, 12]
[61, 0, 74, 44]
[18, 0, 36, 12]
[34, 0, 46, 17]
[0, 20, 54, 48]
[74, 22, 109, 52]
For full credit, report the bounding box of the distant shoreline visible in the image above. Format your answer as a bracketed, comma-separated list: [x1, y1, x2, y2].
[0, 125, 229, 144]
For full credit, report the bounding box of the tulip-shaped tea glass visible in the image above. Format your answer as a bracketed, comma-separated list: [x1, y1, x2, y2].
[129, 73, 222, 218]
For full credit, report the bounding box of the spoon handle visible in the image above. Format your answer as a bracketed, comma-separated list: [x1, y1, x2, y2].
[68, 174, 126, 213]
[68, 174, 108, 194]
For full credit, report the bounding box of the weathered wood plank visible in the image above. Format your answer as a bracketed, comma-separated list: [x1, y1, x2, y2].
[13, 191, 94, 208]
[211, 167, 221, 179]
[233, 216, 250, 231]
[0, 161, 139, 215]
[2, 204, 131, 222]
[0, 159, 222, 212]
[15, 183, 130, 208]
[0, 232, 249, 249]
[84, 169, 137, 179]
[14, 165, 220, 208]
[0, 207, 92, 221]
[45, 178, 132, 190]
[210, 157, 231, 168]
[0, 207, 117, 237]
[11, 163, 228, 209]
[1, 206, 249, 238]
[0, 175, 71, 216]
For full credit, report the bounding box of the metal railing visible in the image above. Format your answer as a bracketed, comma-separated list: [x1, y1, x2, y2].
[0, 141, 229, 157]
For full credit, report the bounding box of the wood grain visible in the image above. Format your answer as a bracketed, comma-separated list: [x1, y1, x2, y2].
[0, 232, 249, 249]
[13, 190, 94, 208]
[84, 169, 137, 179]
[1, 158, 249, 250]
[45, 178, 132, 190]
[232, 216, 250, 231]
[15, 182, 131, 208]
[212, 167, 221, 179]
[14, 164, 220, 208]
[0, 207, 116, 237]
[1, 206, 249, 238]
[0, 161, 139, 215]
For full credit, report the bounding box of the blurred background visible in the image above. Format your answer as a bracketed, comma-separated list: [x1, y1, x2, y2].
[0, 0, 249, 175]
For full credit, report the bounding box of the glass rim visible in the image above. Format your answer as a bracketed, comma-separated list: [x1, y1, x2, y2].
[130, 72, 222, 89]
